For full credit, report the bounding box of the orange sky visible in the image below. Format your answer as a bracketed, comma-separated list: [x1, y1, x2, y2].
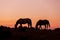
[0, 0, 60, 29]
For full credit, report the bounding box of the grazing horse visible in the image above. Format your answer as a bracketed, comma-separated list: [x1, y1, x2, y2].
[35, 20, 50, 29]
[15, 18, 32, 29]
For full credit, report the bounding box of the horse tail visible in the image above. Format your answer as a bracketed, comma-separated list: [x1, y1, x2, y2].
[15, 23, 17, 29]
[35, 23, 38, 29]
[30, 22, 32, 27]
[15, 21, 18, 29]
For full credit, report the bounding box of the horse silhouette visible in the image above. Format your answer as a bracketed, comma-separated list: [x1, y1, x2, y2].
[15, 18, 32, 29]
[35, 20, 50, 29]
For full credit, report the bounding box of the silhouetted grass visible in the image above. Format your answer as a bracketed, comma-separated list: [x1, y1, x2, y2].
[0, 25, 60, 40]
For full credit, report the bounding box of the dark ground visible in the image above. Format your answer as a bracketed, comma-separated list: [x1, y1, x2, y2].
[0, 26, 60, 40]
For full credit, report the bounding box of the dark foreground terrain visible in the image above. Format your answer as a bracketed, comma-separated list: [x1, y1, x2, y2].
[0, 26, 60, 40]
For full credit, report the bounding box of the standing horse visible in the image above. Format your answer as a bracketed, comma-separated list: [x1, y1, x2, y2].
[35, 20, 50, 29]
[15, 18, 32, 29]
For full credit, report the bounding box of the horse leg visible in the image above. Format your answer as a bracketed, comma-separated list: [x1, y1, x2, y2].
[29, 22, 32, 28]
[47, 24, 48, 29]
[28, 24, 30, 28]
[47, 24, 50, 29]
[21, 24, 22, 26]
[45, 25, 46, 29]
[18, 24, 22, 30]
[45, 24, 48, 29]
[28, 23, 29, 28]
[40, 25, 42, 30]
[39, 25, 41, 30]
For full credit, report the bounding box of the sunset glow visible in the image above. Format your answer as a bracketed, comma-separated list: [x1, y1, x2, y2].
[0, 0, 60, 29]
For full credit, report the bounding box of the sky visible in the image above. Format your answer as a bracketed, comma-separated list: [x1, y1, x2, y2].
[0, 0, 60, 29]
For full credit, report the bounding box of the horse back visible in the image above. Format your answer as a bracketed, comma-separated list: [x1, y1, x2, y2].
[17, 18, 31, 24]
[43, 20, 49, 24]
